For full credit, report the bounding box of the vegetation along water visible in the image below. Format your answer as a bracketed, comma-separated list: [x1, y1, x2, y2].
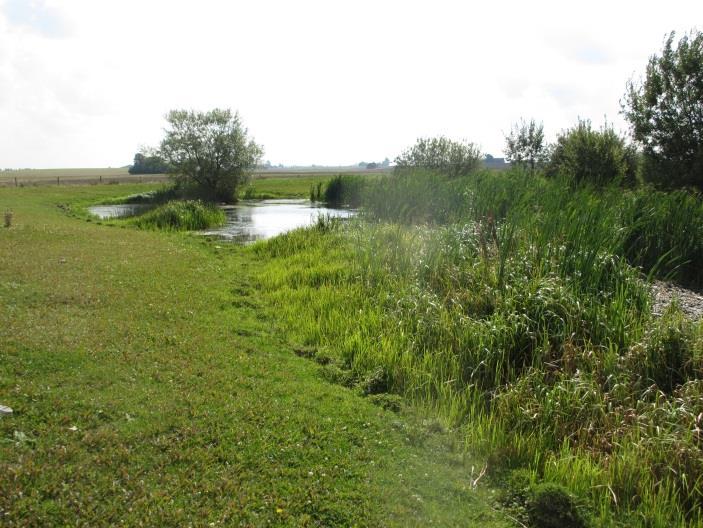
[2, 28, 703, 528]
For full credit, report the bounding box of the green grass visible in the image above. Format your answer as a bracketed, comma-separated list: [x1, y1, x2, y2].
[9, 169, 702, 525]
[240, 175, 349, 199]
[253, 169, 703, 526]
[311, 174, 367, 207]
[0, 168, 384, 189]
[131, 200, 226, 231]
[0, 184, 509, 527]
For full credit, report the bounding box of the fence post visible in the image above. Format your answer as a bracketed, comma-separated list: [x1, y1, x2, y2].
[100, 175, 102, 184]
[15, 177, 17, 187]
[57, 176, 60, 185]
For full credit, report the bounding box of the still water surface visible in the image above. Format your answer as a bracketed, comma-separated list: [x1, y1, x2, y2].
[201, 199, 355, 242]
[88, 204, 153, 219]
[88, 199, 355, 243]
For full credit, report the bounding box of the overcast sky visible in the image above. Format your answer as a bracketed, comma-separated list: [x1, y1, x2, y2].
[0, 0, 701, 168]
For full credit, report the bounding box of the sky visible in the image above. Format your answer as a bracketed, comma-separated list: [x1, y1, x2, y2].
[0, 0, 701, 168]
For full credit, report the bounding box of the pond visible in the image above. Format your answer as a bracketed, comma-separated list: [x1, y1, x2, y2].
[200, 199, 355, 242]
[88, 204, 154, 219]
[88, 199, 356, 242]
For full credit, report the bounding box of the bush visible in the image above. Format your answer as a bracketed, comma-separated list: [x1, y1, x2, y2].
[547, 120, 637, 187]
[132, 200, 225, 231]
[394, 136, 482, 179]
[528, 483, 588, 528]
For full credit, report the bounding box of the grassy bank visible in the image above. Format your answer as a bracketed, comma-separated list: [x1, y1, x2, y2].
[255, 170, 703, 526]
[0, 184, 508, 526]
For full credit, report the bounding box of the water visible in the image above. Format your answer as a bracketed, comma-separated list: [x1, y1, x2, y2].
[88, 199, 356, 242]
[88, 204, 154, 219]
[201, 199, 355, 242]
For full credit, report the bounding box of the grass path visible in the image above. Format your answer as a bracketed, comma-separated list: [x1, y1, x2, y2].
[0, 185, 507, 526]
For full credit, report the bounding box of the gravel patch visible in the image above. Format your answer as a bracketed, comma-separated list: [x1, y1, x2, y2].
[651, 281, 703, 320]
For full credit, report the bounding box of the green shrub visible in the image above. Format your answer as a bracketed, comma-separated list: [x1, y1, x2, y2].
[528, 483, 588, 528]
[132, 200, 225, 231]
[547, 119, 637, 187]
[394, 136, 482, 179]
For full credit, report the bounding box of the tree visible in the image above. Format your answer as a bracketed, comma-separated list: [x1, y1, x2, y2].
[394, 136, 482, 178]
[159, 109, 263, 202]
[623, 30, 703, 188]
[128, 148, 168, 174]
[547, 119, 637, 187]
[504, 118, 547, 173]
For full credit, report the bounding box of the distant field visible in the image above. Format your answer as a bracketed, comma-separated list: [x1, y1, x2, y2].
[0, 168, 162, 186]
[0, 167, 390, 187]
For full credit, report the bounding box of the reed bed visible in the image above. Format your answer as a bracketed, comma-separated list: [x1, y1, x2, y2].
[256, 169, 703, 526]
[132, 200, 225, 231]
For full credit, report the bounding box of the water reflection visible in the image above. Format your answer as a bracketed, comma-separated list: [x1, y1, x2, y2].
[88, 204, 154, 219]
[200, 199, 355, 243]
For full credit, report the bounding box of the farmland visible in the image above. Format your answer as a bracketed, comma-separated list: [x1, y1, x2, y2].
[0, 167, 389, 188]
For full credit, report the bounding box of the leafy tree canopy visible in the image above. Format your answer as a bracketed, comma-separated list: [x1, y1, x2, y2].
[160, 109, 263, 202]
[547, 119, 637, 187]
[623, 30, 703, 188]
[128, 148, 168, 175]
[504, 118, 547, 172]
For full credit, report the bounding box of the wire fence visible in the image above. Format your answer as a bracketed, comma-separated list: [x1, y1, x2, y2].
[0, 174, 171, 188]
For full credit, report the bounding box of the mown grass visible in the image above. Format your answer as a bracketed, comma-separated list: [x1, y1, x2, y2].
[0, 184, 509, 527]
[255, 169, 703, 526]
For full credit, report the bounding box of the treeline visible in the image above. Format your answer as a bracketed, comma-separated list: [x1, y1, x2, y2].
[387, 30, 702, 191]
[128, 151, 169, 175]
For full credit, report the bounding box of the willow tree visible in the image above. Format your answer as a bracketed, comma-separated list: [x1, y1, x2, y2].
[160, 109, 263, 202]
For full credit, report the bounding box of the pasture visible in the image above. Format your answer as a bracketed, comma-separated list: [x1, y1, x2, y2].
[0, 182, 506, 527]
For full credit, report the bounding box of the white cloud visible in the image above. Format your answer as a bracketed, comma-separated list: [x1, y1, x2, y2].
[0, 0, 701, 167]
